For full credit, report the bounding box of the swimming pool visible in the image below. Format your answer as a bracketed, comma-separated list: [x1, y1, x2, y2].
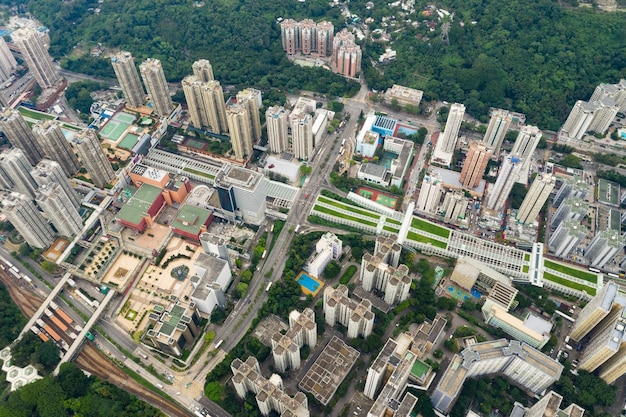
[298, 273, 320, 293]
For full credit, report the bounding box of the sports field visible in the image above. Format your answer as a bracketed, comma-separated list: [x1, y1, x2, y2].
[184, 138, 208, 150]
[356, 187, 398, 209]
[99, 112, 135, 141]
[118, 133, 140, 150]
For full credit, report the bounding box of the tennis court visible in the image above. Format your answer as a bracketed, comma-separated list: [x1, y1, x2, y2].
[184, 138, 208, 150]
[356, 187, 398, 209]
[118, 133, 140, 150]
[99, 112, 135, 141]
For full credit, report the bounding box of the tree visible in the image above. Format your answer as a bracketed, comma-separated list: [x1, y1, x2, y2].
[509, 183, 528, 210]
[323, 260, 341, 279]
[559, 154, 583, 169]
[34, 341, 60, 373]
[236, 283, 248, 299]
[205, 381, 223, 402]
[240, 269, 253, 284]
[40, 260, 57, 273]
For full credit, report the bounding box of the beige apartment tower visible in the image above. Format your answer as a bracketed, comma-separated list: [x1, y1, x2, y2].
[516, 173, 555, 224]
[227, 104, 253, 160]
[111, 51, 145, 107]
[0, 148, 38, 198]
[11, 27, 60, 89]
[460, 141, 492, 189]
[0, 38, 17, 83]
[236, 89, 262, 141]
[73, 129, 116, 189]
[439, 103, 466, 154]
[139, 58, 173, 117]
[332, 29, 361, 78]
[266, 106, 289, 153]
[2, 192, 55, 249]
[192, 59, 214, 82]
[35, 182, 82, 238]
[0, 107, 44, 166]
[182, 75, 209, 129]
[31, 159, 81, 209]
[292, 112, 313, 160]
[32, 120, 80, 177]
[483, 109, 512, 157]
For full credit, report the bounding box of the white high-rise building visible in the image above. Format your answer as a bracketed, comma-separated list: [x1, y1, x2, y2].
[551, 196, 588, 229]
[511, 125, 542, 169]
[11, 27, 60, 89]
[139, 58, 173, 117]
[292, 112, 313, 160]
[549, 219, 586, 258]
[0, 107, 44, 166]
[561, 100, 598, 140]
[35, 182, 82, 238]
[441, 191, 468, 221]
[111, 51, 145, 107]
[416, 172, 443, 214]
[1, 192, 55, 249]
[32, 120, 80, 177]
[266, 106, 289, 153]
[31, 159, 81, 209]
[192, 59, 214, 82]
[591, 80, 626, 112]
[0, 38, 17, 83]
[516, 173, 555, 224]
[487, 155, 522, 211]
[271, 308, 317, 373]
[589, 97, 619, 135]
[0, 148, 37, 198]
[236, 89, 262, 142]
[439, 103, 465, 153]
[482, 109, 512, 157]
[360, 236, 410, 306]
[553, 175, 588, 207]
[585, 230, 624, 268]
[73, 129, 116, 189]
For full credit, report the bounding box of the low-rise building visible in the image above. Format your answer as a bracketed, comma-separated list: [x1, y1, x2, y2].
[304, 232, 342, 278]
[115, 184, 166, 232]
[384, 84, 423, 108]
[357, 163, 390, 185]
[482, 301, 552, 349]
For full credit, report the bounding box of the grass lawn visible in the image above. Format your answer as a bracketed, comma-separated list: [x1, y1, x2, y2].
[318, 196, 380, 219]
[543, 272, 596, 296]
[522, 265, 529, 273]
[406, 231, 447, 249]
[411, 217, 451, 239]
[339, 265, 358, 285]
[524, 253, 530, 262]
[18, 106, 55, 121]
[383, 225, 399, 233]
[544, 260, 597, 284]
[386, 218, 402, 225]
[124, 309, 138, 321]
[183, 167, 216, 179]
[313, 205, 378, 228]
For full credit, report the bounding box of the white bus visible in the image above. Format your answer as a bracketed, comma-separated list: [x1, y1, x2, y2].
[294, 224, 301, 233]
[266, 282, 273, 292]
[215, 340, 224, 349]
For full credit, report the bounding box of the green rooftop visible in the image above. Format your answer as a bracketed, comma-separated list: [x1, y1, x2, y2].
[544, 260, 597, 284]
[170, 204, 213, 237]
[411, 217, 451, 238]
[157, 304, 187, 336]
[117, 184, 163, 226]
[411, 359, 430, 379]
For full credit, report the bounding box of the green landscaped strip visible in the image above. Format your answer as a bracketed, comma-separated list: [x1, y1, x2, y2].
[387, 218, 402, 225]
[383, 225, 399, 233]
[544, 260, 597, 283]
[17, 106, 55, 120]
[522, 265, 529, 273]
[60, 122, 81, 131]
[543, 272, 596, 296]
[406, 231, 447, 249]
[183, 167, 216, 179]
[411, 217, 451, 239]
[524, 253, 530, 262]
[313, 205, 378, 227]
[318, 196, 380, 219]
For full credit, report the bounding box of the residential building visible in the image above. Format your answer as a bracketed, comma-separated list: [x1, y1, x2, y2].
[431, 339, 563, 414]
[460, 141, 492, 189]
[213, 165, 267, 225]
[0, 148, 38, 198]
[591, 80, 626, 112]
[482, 109, 512, 157]
[35, 182, 82, 238]
[202, 80, 229, 134]
[441, 191, 468, 222]
[236, 88, 262, 141]
[323, 284, 374, 338]
[561, 100, 598, 140]
[0, 38, 17, 83]
[192, 59, 214, 82]
[553, 175, 588, 207]
[516, 173, 555, 224]
[304, 232, 342, 278]
[550, 196, 588, 229]
[487, 155, 522, 211]
[549, 219, 586, 258]
[231, 356, 309, 417]
[144, 299, 202, 357]
[11, 27, 60, 89]
[0, 107, 44, 166]
[271, 308, 317, 373]
[111, 51, 145, 107]
[72, 129, 116, 189]
[511, 125, 542, 169]
[384, 84, 423, 108]
[189, 253, 231, 316]
[416, 171, 443, 214]
[226, 104, 253, 159]
[332, 29, 361, 78]
[139, 58, 173, 117]
[570, 282, 620, 341]
[31, 159, 81, 209]
[266, 106, 289, 153]
[510, 391, 585, 417]
[360, 236, 410, 305]
[588, 97, 619, 135]
[31, 120, 80, 177]
[291, 112, 313, 160]
[585, 229, 624, 268]
[439, 103, 465, 154]
[1, 192, 55, 249]
[182, 75, 210, 129]
[316, 21, 334, 57]
[280, 19, 334, 57]
[280, 19, 299, 55]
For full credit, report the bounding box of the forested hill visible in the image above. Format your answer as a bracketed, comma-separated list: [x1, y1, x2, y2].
[8, 0, 626, 129]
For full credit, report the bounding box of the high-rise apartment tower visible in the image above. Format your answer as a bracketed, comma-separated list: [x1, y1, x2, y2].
[32, 120, 80, 177]
[111, 51, 145, 107]
[73, 129, 116, 189]
[139, 58, 173, 117]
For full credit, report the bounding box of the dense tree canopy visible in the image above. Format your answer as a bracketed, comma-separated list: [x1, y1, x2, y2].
[0, 283, 27, 349]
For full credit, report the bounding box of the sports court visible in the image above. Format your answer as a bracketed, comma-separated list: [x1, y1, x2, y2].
[356, 186, 398, 209]
[99, 112, 136, 141]
[118, 133, 140, 150]
[183, 137, 209, 151]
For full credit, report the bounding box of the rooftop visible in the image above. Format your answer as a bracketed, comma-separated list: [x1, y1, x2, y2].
[116, 184, 163, 226]
[170, 204, 212, 237]
[215, 165, 263, 192]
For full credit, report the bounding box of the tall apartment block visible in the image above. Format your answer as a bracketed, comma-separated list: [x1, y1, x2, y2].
[202, 80, 229, 134]
[32, 120, 80, 177]
[111, 51, 145, 108]
[11, 27, 60, 89]
[585, 229, 624, 268]
[0, 38, 17, 83]
[548, 219, 586, 258]
[439, 103, 465, 154]
[431, 339, 563, 414]
[550, 196, 588, 229]
[460, 141, 492, 189]
[226, 104, 253, 159]
[511, 125, 542, 169]
[511, 390, 585, 417]
[0, 148, 38, 198]
[139, 58, 173, 117]
[271, 308, 317, 373]
[72, 129, 116, 189]
[516, 173, 555, 224]
[31, 159, 81, 209]
[332, 29, 361, 78]
[236, 89, 262, 142]
[192, 59, 214, 82]
[265, 106, 289, 153]
[231, 356, 309, 417]
[591, 80, 626, 112]
[35, 182, 82, 238]
[0, 107, 44, 166]
[213, 165, 267, 225]
[441, 191, 469, 221]
[291, 112, 313, 160]
[360, 236, 410, 305]
[482, 109, 511, 157]
[416, 171, 443, 214]
[182, 76, 207, 129]
[1, 192, 55, 249]
[553, 175, 588, 207]
[588, 97, 619, 134]
[280, 19, 334, 57]
[560, 97, 618, 139]
[486, 155, 522, 211]
[323, 284, 374, 338]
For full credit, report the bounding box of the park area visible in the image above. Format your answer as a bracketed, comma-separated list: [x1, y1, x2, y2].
[356, 187, 398, 209]
[101, 252, 143, 289]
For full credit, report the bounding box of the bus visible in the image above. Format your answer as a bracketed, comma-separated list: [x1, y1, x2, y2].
[266, 282, 273, 292]
[294, 224, 301, 234]
[261, 250, 267, 260]
[589, 267, 601, 273]
[341, 138, 346, 146]
[340, 148, 345, 156]
[215, 339, 224, 349]
[607, 272, 619, 278]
